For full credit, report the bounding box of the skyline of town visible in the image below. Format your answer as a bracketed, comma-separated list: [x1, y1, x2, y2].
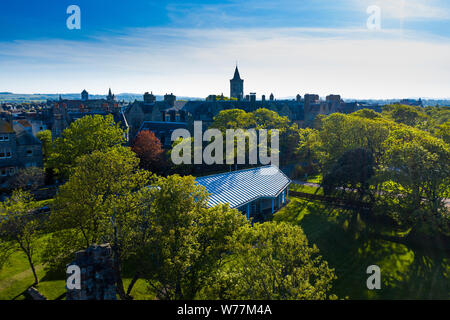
[1, 0, 450, 98]
[0, 1, 449, 304]
[1, 65, 449, 101]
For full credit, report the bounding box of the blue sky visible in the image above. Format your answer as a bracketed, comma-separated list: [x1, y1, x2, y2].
[1, 0, 450, 98]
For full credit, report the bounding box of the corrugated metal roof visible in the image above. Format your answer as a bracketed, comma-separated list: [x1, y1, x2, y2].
[196, 166, 291, 209]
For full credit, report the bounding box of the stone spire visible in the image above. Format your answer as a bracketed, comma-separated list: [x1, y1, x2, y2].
[232, 65, 242, 80]
[230, 65, 244, 100]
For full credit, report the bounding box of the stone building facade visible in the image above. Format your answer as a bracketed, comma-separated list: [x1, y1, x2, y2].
[121, 67, 357, 146]
[45, 89, 128, 139]
[0, 118, 43, 183]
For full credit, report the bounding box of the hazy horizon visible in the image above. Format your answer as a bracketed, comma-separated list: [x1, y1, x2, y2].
[1, 0, 450, 99]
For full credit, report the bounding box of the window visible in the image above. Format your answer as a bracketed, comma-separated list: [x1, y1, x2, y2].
[26, 149, 33, 156]
[1, 169, 6, 176]
[165, 114, 171, 122]
[0, 148, 12, 158]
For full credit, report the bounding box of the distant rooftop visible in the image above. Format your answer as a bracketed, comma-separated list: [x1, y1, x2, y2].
[0, 119, 14, 134]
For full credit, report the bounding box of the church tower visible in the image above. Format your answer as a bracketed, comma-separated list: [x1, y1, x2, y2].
[230, 65, 244, 100]
[81, 89, 89, 101]
[107, 88, 115, 101]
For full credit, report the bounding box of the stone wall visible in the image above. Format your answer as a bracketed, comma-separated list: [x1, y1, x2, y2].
[66, 243, 117, 300]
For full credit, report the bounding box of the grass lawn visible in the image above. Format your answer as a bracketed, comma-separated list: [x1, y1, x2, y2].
[2, 196, 448, 300]
[0, 234, 154, 300]
[305, 174, 322, 184]
[289, 183, 323, 195]
[274, 197, 450, 299]
[0, 236, 63, 300]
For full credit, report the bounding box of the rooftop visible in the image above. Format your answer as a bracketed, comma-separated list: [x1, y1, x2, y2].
[195, 165, 291, 209]
[0, 119, 14, 134]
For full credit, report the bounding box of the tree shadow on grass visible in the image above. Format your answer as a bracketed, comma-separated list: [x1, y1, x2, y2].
[275, 199, 450, 299]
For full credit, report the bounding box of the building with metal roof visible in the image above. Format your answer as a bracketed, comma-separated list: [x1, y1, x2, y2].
[195, 165, 291, 221]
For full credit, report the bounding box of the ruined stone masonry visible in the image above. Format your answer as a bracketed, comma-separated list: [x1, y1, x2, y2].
[66, 243, 117, 300]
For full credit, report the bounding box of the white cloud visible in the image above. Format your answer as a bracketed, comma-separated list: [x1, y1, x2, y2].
[0, 27, 449, 99]
[359, 0, 450, 20]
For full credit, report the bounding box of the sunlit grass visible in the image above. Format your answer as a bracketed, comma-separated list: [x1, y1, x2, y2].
[274, 197, 450, 299]
[0, 234, 156, 300]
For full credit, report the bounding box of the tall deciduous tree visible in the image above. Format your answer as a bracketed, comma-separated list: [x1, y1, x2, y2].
[381, 127, 450, 236]
[210, 108, 299, 165]
[131, 130, 166, 174]
[204, 222, 337, 300]
[36, 129, 54, 184]
[140, 175, 248, 300]
[436, 121, 450, 144]
[382, 104, 429, 128]
[322, 148, 375, 201]
[36, 130, 52, 163]
[0, 190, 42, 285]
[318, 113, 392, 170]
[43, 146, 151, 299]
[49, 114, 124, 179]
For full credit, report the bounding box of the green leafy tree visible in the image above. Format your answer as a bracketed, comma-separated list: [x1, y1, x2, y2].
[424, 106, 450, 126]
[252, 108, 290, 130]
[436, 121, 450, 144]
[43, 146, 151, 299]
[49, 114, 125, 179]
[36, 129, 54, 184]
[296, 128, 323, 176]
[36, 130, 52, 163]
[204, 222, 337, 300]
[382, 104, 429, 128]
[380, 127, 450, 236]
[318, 113, 392, 170]
[352, 108, 382, 120]
[210, 108, 297, 165]
[140, 175, 248, 300]
[210, 109, 254, 131]
[322, 148, 375, 201]
[0, 190, 42, 285]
